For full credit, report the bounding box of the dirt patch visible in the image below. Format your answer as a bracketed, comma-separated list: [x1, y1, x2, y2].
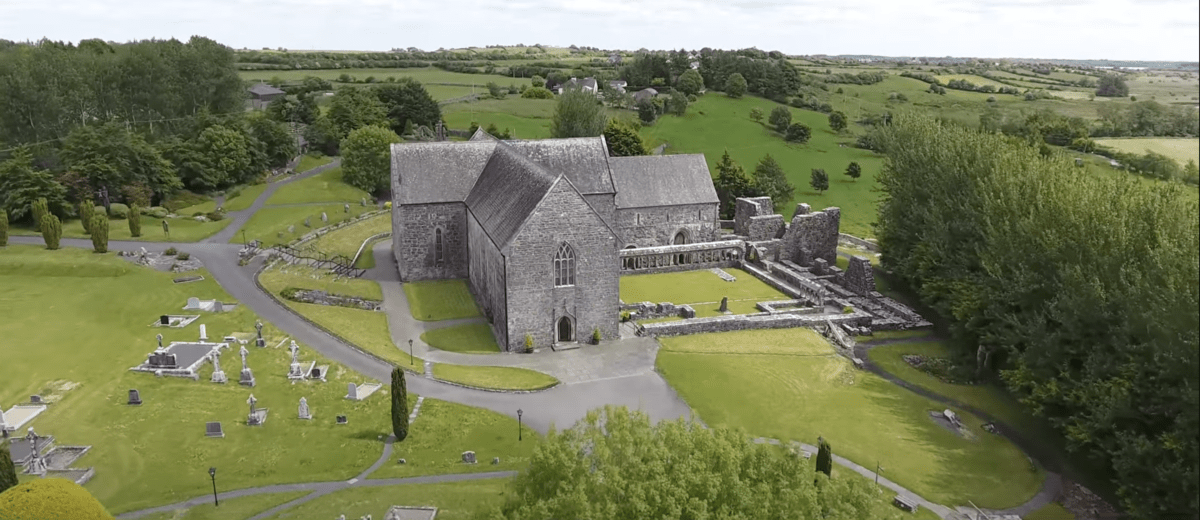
[927, 410, 976, 440]
[1060, 478, 1123, 520]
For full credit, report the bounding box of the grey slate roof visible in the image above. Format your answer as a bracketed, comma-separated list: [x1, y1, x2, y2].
[392, 141, 497, 204]
[609, 154, 719, 209]
[248, 83, 285, 97]
[465, 143, 560, 249]
[633, 88, 658, 102]
[503, 137, 614, 195]
[469, 128, 498, 141]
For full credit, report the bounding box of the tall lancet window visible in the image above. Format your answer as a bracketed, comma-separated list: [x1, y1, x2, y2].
[554, 243, 576, 287]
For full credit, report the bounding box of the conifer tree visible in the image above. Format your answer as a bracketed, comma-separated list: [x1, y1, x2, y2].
[41, 213, 61, 250]
[91, 214, 108, 253]
[128, 205, 142, 237]
[0, 442, 18, 493]
[79, 200, 95, 234]
[391, 367, 409, 441]
[0, 210, 9, 247]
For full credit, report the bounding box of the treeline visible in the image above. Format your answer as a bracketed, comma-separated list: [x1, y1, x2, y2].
[824, 71, 887, 85]
[872, 114, 1198, 520]
[236, 49, 547, 67]
[899, 71, 1022, 95]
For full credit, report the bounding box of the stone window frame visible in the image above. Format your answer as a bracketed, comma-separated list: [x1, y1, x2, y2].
[553, 242, 576, 287]
[434, 228, 444, 265]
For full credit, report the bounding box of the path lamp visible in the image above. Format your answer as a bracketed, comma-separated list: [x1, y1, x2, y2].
[408, 339, 414, 365]
[875, 462, 884, 487]
[209, 467, 219, 506]
[517, 409, 523, 441]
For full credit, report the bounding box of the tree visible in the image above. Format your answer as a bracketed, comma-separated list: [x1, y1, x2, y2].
[60, 122, 181, 199]
[489, 406, 880, 520]
[41, 213, 61, 250]
[341, 125, 402, 194]
[327, 87, 389, 142]
[0, 442, 17, 493]
[30, 198, 48, 232]
[752, 154, 794, 210]
[636, 99, 658, 124]
[816, 437, 833, 477]
[713, 150, 756, 219]
[785, 122, 812, 143]
[192, 125, 257, 189]
[603, 119, 648, 157]
[246, 113, 297, 168]
[1183, 160, 1199, 185]
[79, 201, 95, 235]
[677, 69, 704, 96]
[769, 106, 792, 133]
[667, 91, 689, 116]
[726, 72, 747, 98]
[810, 168, 829, 194]
[0, 478, 115, 520]
[128, 205, 142, 237]
[374, 79, 441, 136]
[1096, 74, 1130, 97]
[845, 162, 862, 181]
[0, 210, 8, 247]
[521, 87, 554, 99]
[266, 95, 317, 125]
[391, 367, 409, 442]
[750, 107, 764, 123]
[90, 214, 108, 253]
[0, 150, 68, 225]
[550, 89, 607, 138]
[531, 75, 545, 88]
[829, 111, 848, 132]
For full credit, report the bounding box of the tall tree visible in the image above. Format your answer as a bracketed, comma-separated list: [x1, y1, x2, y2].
[90, 214, 108, 253]
[0, 442, 17, 494]
[246, 113, 298, 169]
[713, 150, 756, 219]
[550, 89, 607, 138]
[785, 122, 812, 143]
[844, 162, 862, 181]
[326, 87, 389, 143]
[603, 119, 648, 157]
[341, 125, 402, 194]
[373, 79, 441, 136]
[391, 367, 409, 442]
[810, 168, 829, 194]
[677, 69, 705, 96]
[753, 154, 794, 209]
[769, 106, 792, 133]
[828, 111, 848, 132]
[667, 91, 689, 116]
[41, 213, 61, 250]
[725, 72, 747, 98]
[1095, 74, 1130, 97]
[60, 122, 180, 200]
[0, 150, 68, 224]
[816, 437, 833, 477]
[636, 99, 658, 124]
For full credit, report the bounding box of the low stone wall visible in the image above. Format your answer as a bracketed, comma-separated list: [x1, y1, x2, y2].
[282, 288, 382, 311]
[292, 209, 389, 249]
[638, 310, 872, 337]
[755, 300, 825, 315]
[620, 301, 696, 320]
[839, 233, 879, 252]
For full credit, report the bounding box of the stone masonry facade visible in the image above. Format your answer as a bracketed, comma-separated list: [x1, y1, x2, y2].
[393, 202, 468, 281]
[615, 203, 719, 248]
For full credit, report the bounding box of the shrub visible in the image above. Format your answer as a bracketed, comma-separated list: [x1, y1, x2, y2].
[0, 211, 8, 247]
[0, 478, 115, 520]
[176, 252, 191, 261]
[280, 287, 301, 300]
[164, 247, 178, 256]
[592, 327, 602, 344]
[0, 441, 16, 492]
[128, 206, 142, 237]
[90, 214, 108, 254]
[521, 87, 554, 99]
[40, 214, 61, 250]
[785, 123, 812, 143]
[769, 106, 792, 133]
[30, 198, 48, 232]
[107, 203, 129, 220]
[687, 94, 697, 103]
[205, 211, 226, 222]
[815, 437, 833, 477]
[524, 334, 534, 353]
[620, 311, 631, 322]
[79, 201, 95, 234]
[842, 306, 854, 314]
[144, 206, 168, 218]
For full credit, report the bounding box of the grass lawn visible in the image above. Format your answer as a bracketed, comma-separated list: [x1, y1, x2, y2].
[265, 479, 510, 520]
[1024, 502, 1077, 520]
[308, 213, 391, 263]
[368, 398, 536, 479]
[259, 263, 383, 300]
[431, 364, 559, 392]
[177, 184, 271, 215]
[10, 215, 230, 243]
[0, 245, 392, 514]
[265, 167, 370, 206]
[137, 492, 310, 520]
[420, 323, 500, 354]
[354, 237, 387, 269]
[296, 154, 334, 173]
[403, 279, 481, 321]
[442, 98, 558, 138]
[235, 204, 375, 246]
[638, 94, 887, 238]
[655, 328, 1044, 509]
[240, 67, 522, 89]
[620, 268, 786, 317]
[1093, 137, 1199, 166]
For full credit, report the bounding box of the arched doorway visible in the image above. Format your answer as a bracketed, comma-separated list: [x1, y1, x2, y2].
[673, 232, 688, 265]
[556, 317, 574, 343]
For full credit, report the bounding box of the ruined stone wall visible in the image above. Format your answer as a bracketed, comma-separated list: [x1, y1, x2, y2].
[393, 202, 468, 281]
[639, 310, 872, 337]
[842, 256, 876, 296]
[746, 215, 785, 242]
[781, 205, 840, 267]
[503, 181, 620, 351]
[733, 197, 774, 237]
[467, 212, 508, 348]
[614, 203, 719, 248]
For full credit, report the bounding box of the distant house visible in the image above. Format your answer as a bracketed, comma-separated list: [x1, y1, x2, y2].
[608, 53, 622, 65]
[633, 88, 658, 103]
[555, 77, 598, 96]
[608, 80, 628, 94]
[248, 82, 285, 109]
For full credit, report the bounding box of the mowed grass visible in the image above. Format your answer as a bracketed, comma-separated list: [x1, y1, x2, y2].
[638, 94, 887, 238]
[421, 323, 501, 354]
[266, 167, 371, 205]
[295, 154, 334, 173]
[431, 364, 559, 392]
[235, 204, 375, 246]
[368, 398, 536, 479]
[265, 479, 511, 520]
[308, 213, 391, 263]
[1024, 502, 1077, 520]
[137, 492, 310, 520]
[620, 267, 786, 317]
[1093, 137, 1199, 165]
[403, 279, 481, 321]
[442, 98, 558, 138]
[177, 184, 270, 215]
[9, 214, 230, 243]
[0, 246, 392, 514]
[258, 263, 382, 300]
[656, 328, 1045, 509]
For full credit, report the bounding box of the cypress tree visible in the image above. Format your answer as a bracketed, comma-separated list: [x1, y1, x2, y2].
[31, 197, 48, 232]
[91, 214, 109, 253]
[41, 214, 61, 250]
[815, 437, 833, 478]
[128, 205, 142, 237]
[0, 210, 9, 246]
[391, 367, 409, 441]
[0, 442, 18, 493]
[79, 200, 94, 234]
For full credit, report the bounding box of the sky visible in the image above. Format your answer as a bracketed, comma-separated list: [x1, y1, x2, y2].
[1, 0, 1197, 62]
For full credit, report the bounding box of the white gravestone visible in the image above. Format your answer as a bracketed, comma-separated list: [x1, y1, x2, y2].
[298, 397, 311, 420]
[199, 324, 207, 341]
[185, 297, 201, 310]
[211, 352, 227, 384]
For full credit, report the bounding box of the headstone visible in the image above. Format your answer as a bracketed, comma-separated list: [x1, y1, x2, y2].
[248, 394, 258, 415]
[492, 457, 500, 465]
[186, 297, 201, 310]
[239, 346, 256, 387]
[160, 315, 170, 325]
[397, 458, 406, 464]
[336, 415, 348, 425]
[462, 451, 476, 464]
[344, 204, 350, 213]
[199, 324, 208, 341]
[205, 422, 224, 438]
[321, 212, 328, 223]
[213, 301, 224, 313]
[211, 352, 227, 383]
[156, 333, 164, 349]
[298, 397, 311, 420]
[287, 225, 295, 234]
[718, 297, 729, 313]
[304, 217, 311, 228]
[361, 198, 367, 207]
[0, 409, 6, 429]
[127, 389, 142, 405]
[29, 395, 42, 405]
[255, 321, 265, 347]
[943, 409, 960, 427]
[310, 367, 323, 379]
[346, 383, 358, 400]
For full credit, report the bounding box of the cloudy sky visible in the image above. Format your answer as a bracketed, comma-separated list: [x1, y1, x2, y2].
[2, 0, 1197, 61]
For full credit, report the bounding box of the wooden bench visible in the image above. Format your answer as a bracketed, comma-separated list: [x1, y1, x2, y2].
[893, 495, 919, 513]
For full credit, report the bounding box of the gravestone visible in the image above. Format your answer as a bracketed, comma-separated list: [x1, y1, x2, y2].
[321, 212, 328, 223]
[397, 458, 406, 464]
[298, 397, 311, 420]
[346, 383, 358, 400]
[127, 389, 142, 405]
[310, 366, 323, 379]
[29, 395, 42, 405]
[247, 394, 268, 426]
[160, 315, 170, 326]
[361, 198, 366, 207]
[304, 217, 311, 228]
[336, 415, 348, 425]
[492, 457, 500, 465]
[156, 333, 164, 349]
[344, 204, 350, 213]
[205, 422, 224, 438]
[718, 297, 729, 313]
[255, 321, 265, 347]
[461, 451, 476, 464]
[213, 301, 224, 313]
[186, 297, 201, 310]
[943, 409, 960, 428]
[287, 225, 295, 234]
[199, 324, 207, 341]
[238, 345, 256, 387]
[211, 351, 227, 384]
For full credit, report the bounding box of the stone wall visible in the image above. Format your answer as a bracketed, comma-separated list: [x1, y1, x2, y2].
[393, 202, 468, 281]
[503, 181, 620, 351]
[733, 197, 774, 237]
[585, 193, 616, 226]
[839, 233, 879, 252]
[639, 310, 872, 337]
[781, 204, 840, 267]
[619, 240, 743, 275]
[842, 256, 876, 296]
[614, 203, 719, 248]
[746, 215, 785, 241]
[467, 212, 508, 348]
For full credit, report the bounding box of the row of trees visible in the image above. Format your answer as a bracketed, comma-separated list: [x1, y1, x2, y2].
[871, 114, 1198, 519]
[290, 79, 441, 158]
[712, 151, 795, 218]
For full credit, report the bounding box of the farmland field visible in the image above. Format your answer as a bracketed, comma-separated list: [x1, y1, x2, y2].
[1094, 137, 1200, 165]
[239, 67, 532, 88]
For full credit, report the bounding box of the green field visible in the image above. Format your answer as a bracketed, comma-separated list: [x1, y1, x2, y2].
[138, 492, 309, 520]
[403, 279, 482, 321]
[265, 479, 510, 520]
[1093, 137, 1199, 165]
[10, 214, 230, 244]
[295, 154, 334, 173]
[266, 167, 371, 205]
[431, 364, 559, 392]
[235, 204, 375, 246]
[240, 67, 527, 89]
[258, 263, 383, 300]
[421, 323, 501, 354]
[442, 98, 558, 138]
[620, 268, 786, 317]
[307, 212, 391, 263]
[0, 246, 392, 514]
[934, 74, 1012, 89]
[656, 328, 1045, 509]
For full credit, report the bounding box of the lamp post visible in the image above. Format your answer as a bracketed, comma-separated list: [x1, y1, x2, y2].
[517, 409, 523, 441]
[408, 339, 414, 365]
[209, 467, 219, 506]
[875, 462, 884, 486]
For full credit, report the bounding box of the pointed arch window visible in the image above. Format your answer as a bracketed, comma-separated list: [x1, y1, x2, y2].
[554, 243, 576, 287]
[434, 228, 444, 264]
